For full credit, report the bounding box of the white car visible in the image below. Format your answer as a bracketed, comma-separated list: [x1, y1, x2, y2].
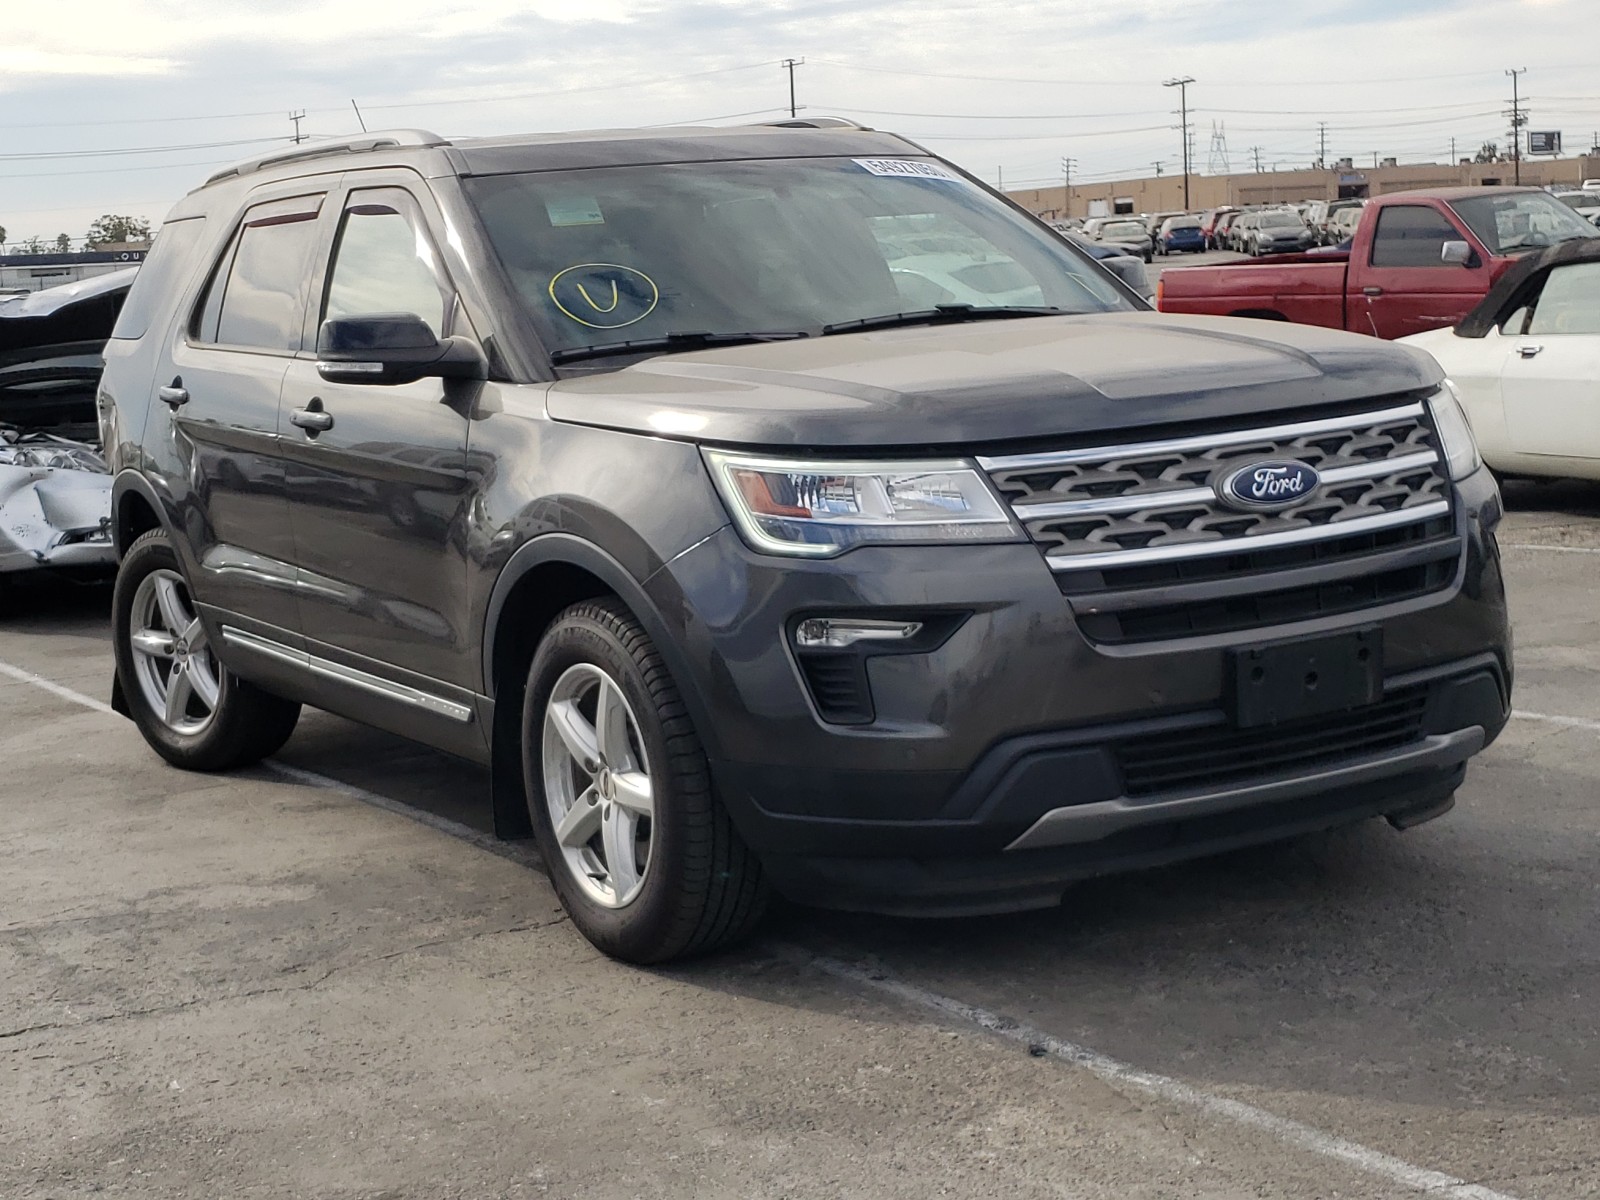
[1400, 246, 1600, 482]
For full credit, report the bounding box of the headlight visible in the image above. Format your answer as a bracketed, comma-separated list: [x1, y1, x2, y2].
[703, 450, 1019, 557]
[1429, 381, 1482, 480]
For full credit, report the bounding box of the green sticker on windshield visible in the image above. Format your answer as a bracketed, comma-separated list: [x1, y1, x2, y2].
[546, 197, 605, 227]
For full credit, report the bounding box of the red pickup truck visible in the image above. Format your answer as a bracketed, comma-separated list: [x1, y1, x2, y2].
[1157, 187, 1600, 339]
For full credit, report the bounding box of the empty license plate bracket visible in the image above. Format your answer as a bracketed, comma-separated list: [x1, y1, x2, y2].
[1232, 628, 1383, 728]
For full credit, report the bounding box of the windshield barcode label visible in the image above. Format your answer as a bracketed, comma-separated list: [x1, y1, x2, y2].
[853, 159, 963, 182]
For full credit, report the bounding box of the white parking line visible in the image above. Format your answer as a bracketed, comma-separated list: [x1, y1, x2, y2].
[795, 951, 1521, 1200]
[1513, 710, 1600, 734]
[0, 660, 118, 715]
[1501, 543, 1600, 555]
[0, 655, 1542, 1199]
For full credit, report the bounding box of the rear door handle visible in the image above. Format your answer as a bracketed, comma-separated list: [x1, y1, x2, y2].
[1362, 286, 1384, 297]
[158, 383, 189, 408]
[1518, 344, 1544, 358]
[290, 403, 335, 434]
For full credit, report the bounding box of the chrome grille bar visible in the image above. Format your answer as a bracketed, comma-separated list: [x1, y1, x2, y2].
[977, 401, 1426, 472]
[1043, 501, 1451, 573]
[1010, 449, 1441, 522]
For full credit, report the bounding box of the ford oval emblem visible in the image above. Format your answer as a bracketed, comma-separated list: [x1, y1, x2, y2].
[1218, 459, 1321, 512]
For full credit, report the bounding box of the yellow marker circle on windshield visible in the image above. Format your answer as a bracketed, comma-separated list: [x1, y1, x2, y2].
[549, 263, 660, 329]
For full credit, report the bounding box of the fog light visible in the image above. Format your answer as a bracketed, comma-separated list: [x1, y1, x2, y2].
[793, 617, 923, 649]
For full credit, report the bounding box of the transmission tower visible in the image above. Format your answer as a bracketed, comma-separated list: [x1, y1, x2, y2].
[1207, 121, 1231, 175]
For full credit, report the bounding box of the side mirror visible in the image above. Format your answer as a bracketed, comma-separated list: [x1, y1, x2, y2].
[1441, 240, 1473, 266]
[316, 313, 487, 386]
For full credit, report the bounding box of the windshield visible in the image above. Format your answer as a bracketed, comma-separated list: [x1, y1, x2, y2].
[1261, 213, 1303, 229]
[1101, 221, 1147, 238]
[1167, 217, 1201, 230]
[464, 157, 1132, 362]
[1449, 192, 1600, 253]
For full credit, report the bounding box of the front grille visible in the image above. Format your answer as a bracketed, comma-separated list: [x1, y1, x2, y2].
[979, 400, 1460, 642]
[1114, 688, 1430, 797]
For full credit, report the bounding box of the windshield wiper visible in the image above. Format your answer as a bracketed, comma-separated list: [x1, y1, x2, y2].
[549, 330, 809, 366]
[820, 304, 1066, 336]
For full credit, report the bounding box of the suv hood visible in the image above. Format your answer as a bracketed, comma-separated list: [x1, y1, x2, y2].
[546, 312, 1443, 449]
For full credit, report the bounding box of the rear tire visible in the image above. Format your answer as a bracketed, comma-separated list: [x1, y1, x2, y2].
[523, 598, 767, 963]
[112, 529, 301, 771]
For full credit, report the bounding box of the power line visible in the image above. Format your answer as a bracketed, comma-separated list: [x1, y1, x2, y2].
[0, 136, 286, 162]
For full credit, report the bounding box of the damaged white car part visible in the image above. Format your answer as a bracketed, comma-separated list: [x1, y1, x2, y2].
[0, 269, 135, 582]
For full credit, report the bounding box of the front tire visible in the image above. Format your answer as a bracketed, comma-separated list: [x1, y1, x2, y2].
[113, 529, 301, 771]
[523, 598, 767, 963]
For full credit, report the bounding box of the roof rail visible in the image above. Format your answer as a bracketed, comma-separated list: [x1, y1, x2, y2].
[202, 130, 449, 187]
[756, 116, 873, 131]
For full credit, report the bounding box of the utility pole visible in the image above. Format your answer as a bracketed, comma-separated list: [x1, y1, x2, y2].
[289, 110, 306, 144]
[1164, 77, 1195, 209]
[1251, 146, 1263, 173]
[781, 58, 804, 119]
[1450, 136, 1456, 165]
[1061, 157, 1075, 218]
[1153, 161, 1164, 177]
[1317, 122, 1328, 168]
[1506, 67, 1527, 185]
[1372, 150, 1380, 170]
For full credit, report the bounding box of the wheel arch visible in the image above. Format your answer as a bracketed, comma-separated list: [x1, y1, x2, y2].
[111, 471, 170, 560]
[480, 532, 722, 840]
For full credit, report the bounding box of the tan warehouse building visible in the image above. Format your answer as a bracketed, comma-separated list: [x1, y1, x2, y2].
[1006, 155, 1600, 220]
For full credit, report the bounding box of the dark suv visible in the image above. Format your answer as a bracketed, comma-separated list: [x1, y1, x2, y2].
[100, 123, 1512, 962]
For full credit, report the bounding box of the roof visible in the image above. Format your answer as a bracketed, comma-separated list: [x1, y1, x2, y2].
[194, 120, 924, 192]
[1454, 238, 1600, 338]
[1379, 185, 1544, 202]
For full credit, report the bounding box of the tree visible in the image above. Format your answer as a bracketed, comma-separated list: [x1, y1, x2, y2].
[17, 235, 47, 255]
[84, 214, 152, 247]
[54, 233, 72, 253]
[0, 224, 6, 246]
[1474, 142, 1500, 164]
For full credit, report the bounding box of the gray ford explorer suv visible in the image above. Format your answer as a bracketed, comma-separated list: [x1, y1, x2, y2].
[99, 122, 1512, 963]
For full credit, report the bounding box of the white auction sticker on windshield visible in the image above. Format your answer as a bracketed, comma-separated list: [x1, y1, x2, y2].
[853, 158, 964, 182]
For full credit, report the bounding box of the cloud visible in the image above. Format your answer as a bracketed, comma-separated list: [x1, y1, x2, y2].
[1, 0, 1596, 242]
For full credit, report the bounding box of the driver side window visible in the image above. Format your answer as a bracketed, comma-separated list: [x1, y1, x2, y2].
[1525, 262, 1600, 336]
[323, 191, 451, 337]
[1370, 205, 1463, 268]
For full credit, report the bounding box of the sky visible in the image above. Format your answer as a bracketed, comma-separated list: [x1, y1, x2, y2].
[1, 0, 1596, 247]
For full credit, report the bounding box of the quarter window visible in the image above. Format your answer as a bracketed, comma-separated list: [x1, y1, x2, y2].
[194, 195, 325, 351]
[1369, 205, 1464, 269]
[323, 193, 450, 337]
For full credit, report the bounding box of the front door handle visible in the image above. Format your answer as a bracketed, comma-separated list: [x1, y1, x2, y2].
[1518, 344, 1544, 359]
[158, 381, 189, 408]
[1362, 286, 1384, 297]
[291, 399, 335, 434]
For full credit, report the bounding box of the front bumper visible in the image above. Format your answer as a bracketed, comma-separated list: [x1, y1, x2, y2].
[644, 466, 1511, 915]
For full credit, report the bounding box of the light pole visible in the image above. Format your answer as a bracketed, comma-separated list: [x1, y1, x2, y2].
[1164, 77, 1195, 209]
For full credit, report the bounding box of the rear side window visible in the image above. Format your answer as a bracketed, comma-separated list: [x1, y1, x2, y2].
[193, 194, 325, 351]
[1369, 205, 1462, 268]
[109, 217, 208, 341]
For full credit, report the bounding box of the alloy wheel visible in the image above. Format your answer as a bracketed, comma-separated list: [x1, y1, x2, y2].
[128, 569, 222, 736]
[541, 663, 655, 908]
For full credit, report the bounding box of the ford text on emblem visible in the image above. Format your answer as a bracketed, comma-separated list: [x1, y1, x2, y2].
[1218, 460, 1322, 512]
